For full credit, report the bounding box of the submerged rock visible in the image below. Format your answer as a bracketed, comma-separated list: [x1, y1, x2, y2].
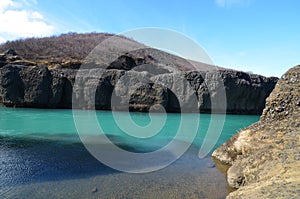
[212, 65, 300, 198]
[92, 188, 98, 193]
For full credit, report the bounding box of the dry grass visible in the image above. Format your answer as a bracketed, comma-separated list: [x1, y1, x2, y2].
[0, 32, 134, 63]
[0, 32, 226, 72]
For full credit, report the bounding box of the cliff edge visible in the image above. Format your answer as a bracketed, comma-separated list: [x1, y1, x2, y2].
[0, 33, 278, 114]
[212, 65, 300, 198]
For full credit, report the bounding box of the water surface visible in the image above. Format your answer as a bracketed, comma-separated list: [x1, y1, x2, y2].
[0, 107, 259, 198]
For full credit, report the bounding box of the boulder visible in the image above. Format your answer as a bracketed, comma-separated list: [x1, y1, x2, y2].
[212, 65, 300, 198]
[0, 65, 24, 105]
[4, 49, 18, 56]
[151, 72, 198, 112]
[20, 65, 52, 106]
[0, 49, 23, 68]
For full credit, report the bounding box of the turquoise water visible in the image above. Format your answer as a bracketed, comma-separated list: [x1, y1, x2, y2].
[0, 107, 259, 198]
[0, 107, 259, 151]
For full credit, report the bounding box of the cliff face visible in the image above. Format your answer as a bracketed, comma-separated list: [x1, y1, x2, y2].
[212, 65, 300, 198]
[0, 63, 277, 114]
[0, 34, 278, 113]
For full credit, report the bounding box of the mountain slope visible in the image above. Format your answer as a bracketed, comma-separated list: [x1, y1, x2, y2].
[0, 33, 278, 114]
[0, 32, 222, 72]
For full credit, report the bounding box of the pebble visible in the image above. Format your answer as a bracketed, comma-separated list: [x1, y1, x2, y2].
[261, 135, 268, 140]
[284, 111, 289, 116]
[207, 162, 216, 168]
[275, 107, 284, 112]
[92, 188, 98, 193]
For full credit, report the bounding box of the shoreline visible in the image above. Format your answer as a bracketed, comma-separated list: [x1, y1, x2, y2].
[212, 65, 300, 198]
[0, 108, 261, 198]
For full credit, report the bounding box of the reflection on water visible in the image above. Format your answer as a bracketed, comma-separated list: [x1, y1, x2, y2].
[0, 107, 259, 198]
[0, 134, 229, 198]
[213, 157, 238, 193]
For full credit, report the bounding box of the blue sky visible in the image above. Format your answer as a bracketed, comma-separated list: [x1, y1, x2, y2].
[0, 0, 299, 77]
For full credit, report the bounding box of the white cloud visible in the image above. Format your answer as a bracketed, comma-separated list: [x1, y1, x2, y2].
[0, 0, 17, 10]
[215, 0, 252, 8]
[21, 0, 38, 6]
[0, 0, 55, 42]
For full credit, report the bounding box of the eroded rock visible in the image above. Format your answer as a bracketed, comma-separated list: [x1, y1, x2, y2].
[0, 64, 278, 114]
[212, 65, 300, 198]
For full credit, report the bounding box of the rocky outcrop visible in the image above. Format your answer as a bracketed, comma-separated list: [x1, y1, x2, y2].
[212, 65, 300, 198]
[0, 34, 279, 113]
[0, 49, 35, 68]
[0, 63, 278, 114]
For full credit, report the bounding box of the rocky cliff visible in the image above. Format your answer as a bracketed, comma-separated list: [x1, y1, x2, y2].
[212, 65, 300, 198]
[0, 33, 278, 113]
[0, 64, 277, 114]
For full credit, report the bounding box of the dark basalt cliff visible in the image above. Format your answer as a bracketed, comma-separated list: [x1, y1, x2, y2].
[0, 33, 278, 113]
[212, 65, 300, 198]
[0, 64, 277, 114]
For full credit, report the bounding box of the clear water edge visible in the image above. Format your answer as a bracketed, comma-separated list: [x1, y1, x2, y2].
[0, 107, 259, 198]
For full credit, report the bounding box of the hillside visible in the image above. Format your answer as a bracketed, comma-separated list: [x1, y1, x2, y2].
[0, 33, 116, 62]
[0, 33, 278, 114]
[0, 32, 222, 72]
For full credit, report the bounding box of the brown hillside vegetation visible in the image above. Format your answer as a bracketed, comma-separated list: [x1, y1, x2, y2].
[0, 33, 132, 63]
[0, 32, 224, 72]
[0, 32, 278, 114]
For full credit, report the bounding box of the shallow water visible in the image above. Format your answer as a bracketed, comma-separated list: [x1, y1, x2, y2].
[0, 107, 259, 198]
